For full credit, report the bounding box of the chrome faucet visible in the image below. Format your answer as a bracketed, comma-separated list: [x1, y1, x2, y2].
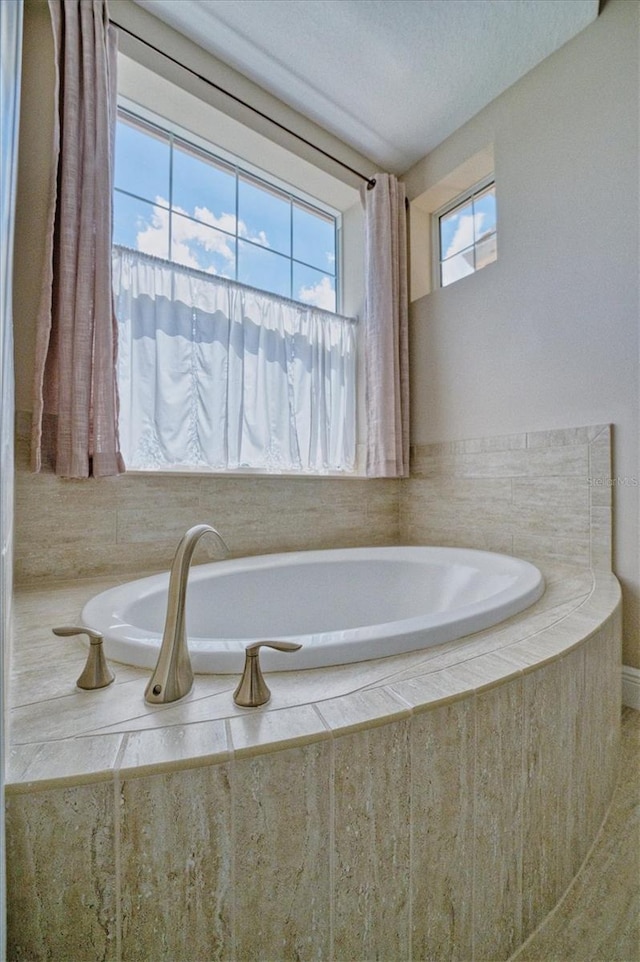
[144, 524, 229, 705]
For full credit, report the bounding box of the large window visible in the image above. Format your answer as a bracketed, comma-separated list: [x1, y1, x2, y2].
[112, 105, 355, 475]
[114, 108, 339, 311]
[434, 177, 496, 288]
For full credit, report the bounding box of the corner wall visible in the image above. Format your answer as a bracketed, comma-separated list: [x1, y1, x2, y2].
[403, 0, 639, 667]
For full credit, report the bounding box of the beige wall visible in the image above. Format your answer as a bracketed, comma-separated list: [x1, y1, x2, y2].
[403, 0, 639, 667]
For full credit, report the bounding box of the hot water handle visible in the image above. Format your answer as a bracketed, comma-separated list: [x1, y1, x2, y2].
[53, 625, 115, 690]
[233, 640, 301, 708]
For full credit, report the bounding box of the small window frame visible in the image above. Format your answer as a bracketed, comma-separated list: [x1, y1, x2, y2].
[432, 175, 496, 290]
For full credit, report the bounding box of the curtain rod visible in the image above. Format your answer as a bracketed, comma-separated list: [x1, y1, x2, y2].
[110, 20, 378, 191]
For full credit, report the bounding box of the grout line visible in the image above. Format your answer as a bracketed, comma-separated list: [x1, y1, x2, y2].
[470, 691, 477, 962]
[113, 767, 122, 962]
[224, 717, 238, 962]
[328, 729, 335, 960]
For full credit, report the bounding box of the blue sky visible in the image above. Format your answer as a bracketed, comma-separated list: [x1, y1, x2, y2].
[113, 114, 337, 310]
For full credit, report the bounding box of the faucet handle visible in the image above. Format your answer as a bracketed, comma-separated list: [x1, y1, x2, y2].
[233, 640, 302, 708]
[53, 626, 115, 690]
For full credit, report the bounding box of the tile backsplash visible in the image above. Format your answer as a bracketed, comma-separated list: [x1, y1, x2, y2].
[14, 415, 611, 585]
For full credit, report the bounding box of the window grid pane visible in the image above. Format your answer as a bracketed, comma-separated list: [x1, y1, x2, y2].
[438, 179, 496, 288]
[116, 107, 338, 309]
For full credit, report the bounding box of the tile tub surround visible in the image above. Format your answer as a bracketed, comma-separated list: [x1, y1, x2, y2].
[6, 564, 622, 962]
[14, 418, 609, 585]
[401, 423, 611, 570]
[12, 420, 399, 585]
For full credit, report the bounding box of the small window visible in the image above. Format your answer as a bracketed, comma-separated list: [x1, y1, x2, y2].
[114, 108, 339, 311]
[434, 177, 496, 288]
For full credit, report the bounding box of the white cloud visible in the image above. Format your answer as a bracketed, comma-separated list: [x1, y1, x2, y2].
[445, 212, 485, 259]
[441, 212, 486, 285]
[134, 197, 268, 274]
[297, 275, 336, 311]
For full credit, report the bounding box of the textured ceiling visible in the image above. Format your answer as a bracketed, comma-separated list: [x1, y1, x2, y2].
[133, 0, 599, 174]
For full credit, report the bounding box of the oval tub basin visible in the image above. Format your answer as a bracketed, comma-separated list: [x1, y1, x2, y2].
[82, 546, 544, 673]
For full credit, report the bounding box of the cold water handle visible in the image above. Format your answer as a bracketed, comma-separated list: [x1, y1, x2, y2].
[233, 640, 302, 708]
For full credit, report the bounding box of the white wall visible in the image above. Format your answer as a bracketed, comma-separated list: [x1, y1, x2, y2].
[403, 0, 639, 667]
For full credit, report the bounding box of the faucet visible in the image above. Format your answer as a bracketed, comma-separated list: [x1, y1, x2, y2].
[144, 524, 229, 705]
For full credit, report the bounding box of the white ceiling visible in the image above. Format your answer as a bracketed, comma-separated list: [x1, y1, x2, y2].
[133, 0, 599, 175]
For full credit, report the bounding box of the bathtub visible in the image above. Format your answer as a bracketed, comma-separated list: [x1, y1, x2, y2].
[82, 546, 544, 673]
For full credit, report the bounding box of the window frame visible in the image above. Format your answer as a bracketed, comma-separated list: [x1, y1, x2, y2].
[431, 174, 496, 290]
[114, 99, 343, 312]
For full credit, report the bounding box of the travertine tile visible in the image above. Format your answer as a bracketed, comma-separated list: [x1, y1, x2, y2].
[118, 718, 230, 775]
[120, 763, 233, 962]
[526, 425, 606, 448]
[409, 445, 589, 481]
[411, 432, 527, 463]
[10, 652, 141, 706]
[315, 686, 410, 734]
[15, 535, 179, 583]
[389, 669, 471, 710]
[581, 617, 622, 843]
[513, 530, 590, 568]
[512, 707, 638, 962]
[590, 505, 612, 569]
[557, 647, 587, 887]
[402, 490, 514, 534]
[6, 741, 41, 783]
[6, 781, 117, 960]
[400, 517, 514, 556]
[13, 733, 124, 788]
[15, 468, 117, 548]
[115, 474, 201, 545]
[229, 703, 329, 756]
[10, 676, 154, 744]
[439, 650, 521, 691]
[498, 608, 591, 672]
[401, 476, 513, 503]
[333, 718, 411, 960]
[410, 699, 475, 961]
[521, 659, 573, 939]
[473, 677, 524, 961]
[512, 476, 589, 539]
[588, 429, 612, 507]
[232, 740, 331, 960]
[15, 459, 399, 584]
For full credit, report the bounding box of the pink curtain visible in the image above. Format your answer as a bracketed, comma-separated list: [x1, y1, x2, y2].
[362, 173, 410, 478]
[31, 0, 124, 478]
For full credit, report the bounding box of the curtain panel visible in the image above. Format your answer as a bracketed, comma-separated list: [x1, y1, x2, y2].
[1, 0, 24, 951]
[362, 173, 410, 478]
[31, 0, 124, 478]
[113, 247, 357, 474]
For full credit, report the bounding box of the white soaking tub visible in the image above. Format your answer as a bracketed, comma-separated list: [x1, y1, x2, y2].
[82, 546, 544, 673]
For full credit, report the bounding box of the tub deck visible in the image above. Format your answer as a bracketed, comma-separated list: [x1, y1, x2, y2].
[6, 560, 622, 962]
[8, 560, 616, 778]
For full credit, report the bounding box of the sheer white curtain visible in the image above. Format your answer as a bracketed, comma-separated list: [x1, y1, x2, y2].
[113, 247, 357, 473]
[362, 173, 409, 477]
